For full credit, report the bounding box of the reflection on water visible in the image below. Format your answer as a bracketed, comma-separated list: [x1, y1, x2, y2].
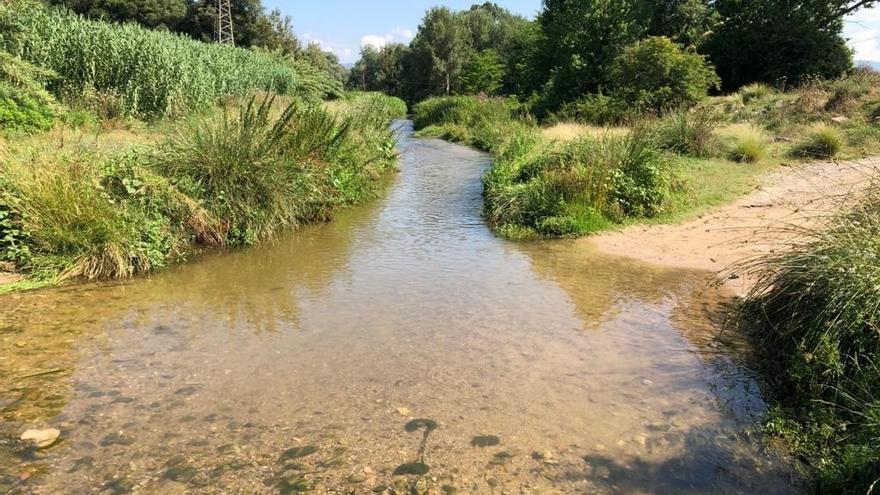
[0, 121, 798, 494]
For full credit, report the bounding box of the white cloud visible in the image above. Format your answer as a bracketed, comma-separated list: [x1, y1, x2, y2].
[849, 29, 880, 61]
[361, 34, 393, 49]
[360, 27, 415, 50]
[301, 33, 357, 63]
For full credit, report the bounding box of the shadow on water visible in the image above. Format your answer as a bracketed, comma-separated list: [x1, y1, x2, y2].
[0, 121, 802, 494]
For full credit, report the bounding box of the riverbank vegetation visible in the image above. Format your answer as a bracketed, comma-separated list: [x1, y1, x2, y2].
[0, 0, 406, 290]
[412, 69, 880, 238]
[736, 189, 880, 493]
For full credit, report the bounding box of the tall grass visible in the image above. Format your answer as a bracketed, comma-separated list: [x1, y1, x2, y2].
[0, 0, 336, 118]
[737, 186, 880, 493]
[0, 92, 405, 281]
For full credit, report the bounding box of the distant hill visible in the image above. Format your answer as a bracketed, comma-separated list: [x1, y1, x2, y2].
[856, 60, 880, 71]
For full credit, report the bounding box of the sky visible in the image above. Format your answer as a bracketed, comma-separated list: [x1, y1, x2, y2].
[262, 0, 880, 65]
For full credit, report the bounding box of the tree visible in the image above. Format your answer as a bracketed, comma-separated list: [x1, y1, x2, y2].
[461, 50, 504, 95]
[252, 8, 301, 56]
[47, 0, 187, 29]
[643, 0, 717, 48]
[408, 7, 470, 97]
[537, 0, 646, 107]
[704, 0, 873, 90]
[610, 36, 719, 111]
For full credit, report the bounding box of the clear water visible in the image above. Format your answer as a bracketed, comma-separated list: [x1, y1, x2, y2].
[0, 122, 798, 494]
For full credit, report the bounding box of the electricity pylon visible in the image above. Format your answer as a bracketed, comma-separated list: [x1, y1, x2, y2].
[217, 0, 234, 45]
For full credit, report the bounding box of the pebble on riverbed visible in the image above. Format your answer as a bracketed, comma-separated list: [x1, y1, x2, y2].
[20, 428, 60, 448]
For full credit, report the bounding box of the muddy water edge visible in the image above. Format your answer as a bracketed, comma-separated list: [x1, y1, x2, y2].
[1, 121, 800, 494]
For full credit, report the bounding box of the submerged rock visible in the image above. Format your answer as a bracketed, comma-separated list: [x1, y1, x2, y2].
[20, 428, 60, 448]
[470, 435, 500, 447]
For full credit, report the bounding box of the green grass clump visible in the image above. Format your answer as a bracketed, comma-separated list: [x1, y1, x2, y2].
[0, 0, 337, 118]
[157, 94, 400, 245]
[726, 127, 770, 163]
[738, 83, 775, 104]
[651, 109, 719, 157]
[792, 123, 844, 158]
[738, 192, 880, 493]
[0, 153, 178, 280]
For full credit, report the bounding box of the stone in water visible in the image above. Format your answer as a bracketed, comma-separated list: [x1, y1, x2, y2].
[21, 428, 60, 448]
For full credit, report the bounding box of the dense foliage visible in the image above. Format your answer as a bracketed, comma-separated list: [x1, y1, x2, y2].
[1, 0, 340, 118]
[609, 36, 720, 112]
[45, 0, 300, 53]
[0, 51, 56, 131]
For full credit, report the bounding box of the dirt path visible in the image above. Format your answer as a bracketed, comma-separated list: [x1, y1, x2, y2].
[589, 156, 879, 290]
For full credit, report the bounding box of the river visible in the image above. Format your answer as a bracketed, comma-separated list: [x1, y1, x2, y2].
[0, 121, 798, 494]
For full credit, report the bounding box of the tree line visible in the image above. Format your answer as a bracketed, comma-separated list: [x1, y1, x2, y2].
[347, 0, 877, 112]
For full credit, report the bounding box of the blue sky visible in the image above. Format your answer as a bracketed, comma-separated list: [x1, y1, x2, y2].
[263, 1, 880, 64]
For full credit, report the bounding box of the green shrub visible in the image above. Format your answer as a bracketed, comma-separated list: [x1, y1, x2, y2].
[1, 0, 336, 118]
[610, 36, 720, 113]
[739, 193, 880, 493]
[556, 93, 629, 125]
[792, 123, 843, 158]
[0, 49, 56, 131]
[484, 131, 672, 236]
[726, 127, 770, 163]
[652, 109, 719, 157]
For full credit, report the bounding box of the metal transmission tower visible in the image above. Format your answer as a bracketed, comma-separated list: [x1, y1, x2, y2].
[217, 0, 234, 45]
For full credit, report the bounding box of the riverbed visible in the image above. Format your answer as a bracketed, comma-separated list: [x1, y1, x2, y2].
[0, 121, 798, 494]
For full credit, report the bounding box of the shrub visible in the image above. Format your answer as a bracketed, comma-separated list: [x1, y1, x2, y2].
[792, 123, 843, 158]
[726, 127, 770, 163]
[738, 192, 880, 493]
[652, 108, 719, 157]
[0, 50, 56, 131]
[156, 93, 399, 245]
[556, 93, 629, 125]
[610, 36, 720, 113]
[484, 131, 672, 236]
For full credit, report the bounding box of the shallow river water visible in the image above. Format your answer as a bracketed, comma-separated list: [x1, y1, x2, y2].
[1, 122, 799, 494]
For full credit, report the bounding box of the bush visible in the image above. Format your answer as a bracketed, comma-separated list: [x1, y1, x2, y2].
[738, 193, 880, 493]
[157, 93, 399, 245]
[556, 93, 629, 125]
[792, 123, 843, 158]
[484, 131, 672, 236]
[651, 109, 719, 157]
[726, 127, 770, 163]
[0, 50, 56, 131]
[1, 0, 336, 118]
[610, 36, 720, 113]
